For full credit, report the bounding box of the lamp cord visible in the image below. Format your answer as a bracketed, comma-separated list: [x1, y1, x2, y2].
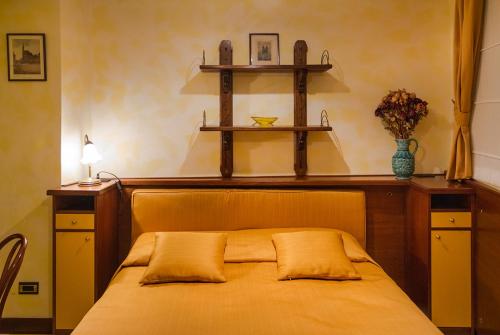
[96, 171, 123, 194]
[96, 171, 124, 215]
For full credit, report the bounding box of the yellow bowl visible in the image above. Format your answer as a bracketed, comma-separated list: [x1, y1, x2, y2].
[251, 116, 278, 127]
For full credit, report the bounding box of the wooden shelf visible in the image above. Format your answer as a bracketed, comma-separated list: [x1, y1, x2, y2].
[200, 64, 332, 73]
[200, 125, 332, 132]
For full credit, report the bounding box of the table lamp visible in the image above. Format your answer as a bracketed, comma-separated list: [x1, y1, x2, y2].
[79, 134, 102, 186]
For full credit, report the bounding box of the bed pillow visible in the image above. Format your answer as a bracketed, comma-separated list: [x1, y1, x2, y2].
[140, 232, 227, 284]
[224, 228, 373, 263]
[123, 228, 374, 266]
[122, 232, 156, 267]
[272, 231, 361, 281]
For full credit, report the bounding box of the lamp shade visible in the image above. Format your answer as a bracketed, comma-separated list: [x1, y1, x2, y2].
[80, 135, 102, 165]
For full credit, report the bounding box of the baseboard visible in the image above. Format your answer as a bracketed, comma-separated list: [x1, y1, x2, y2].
[0, 318, 52, 334]
[439, 327, 471, 335]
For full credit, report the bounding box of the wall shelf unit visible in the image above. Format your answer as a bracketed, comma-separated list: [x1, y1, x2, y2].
[200, 40, 332, 177]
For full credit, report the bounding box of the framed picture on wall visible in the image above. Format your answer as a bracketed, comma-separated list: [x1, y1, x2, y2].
[6, 33, 47, 81]
[249, 33, 279, 65]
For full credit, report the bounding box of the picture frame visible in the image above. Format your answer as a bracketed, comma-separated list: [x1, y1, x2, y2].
[6, 33, 47, 81]
[249, 33, 280, 65]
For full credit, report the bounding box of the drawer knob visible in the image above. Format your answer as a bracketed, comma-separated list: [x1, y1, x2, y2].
[449, 218, 455, 223]
[85, 236, 91, 242]
[434, 234, 441, 240]
[386, 192, 393, 197]
[71, 220, 77, 225]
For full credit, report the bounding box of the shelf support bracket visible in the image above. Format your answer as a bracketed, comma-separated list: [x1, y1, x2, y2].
[219, 40, 233, 178]
[294, 40, 308, 176]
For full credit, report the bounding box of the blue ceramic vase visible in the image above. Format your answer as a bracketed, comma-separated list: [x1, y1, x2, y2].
[392, 138, 418, 179]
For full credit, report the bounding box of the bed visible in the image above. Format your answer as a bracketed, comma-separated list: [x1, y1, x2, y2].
[72, 189, 442, 335]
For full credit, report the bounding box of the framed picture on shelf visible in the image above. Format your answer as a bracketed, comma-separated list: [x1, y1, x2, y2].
[249, 33, 279, 65]
[6, 33, 46, 81]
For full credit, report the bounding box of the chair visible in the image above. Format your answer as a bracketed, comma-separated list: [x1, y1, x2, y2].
[0, 234, 27, 318]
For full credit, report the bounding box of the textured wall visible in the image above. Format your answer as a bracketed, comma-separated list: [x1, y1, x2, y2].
[0, 0, 60, 317]
[61, 0, 91, 184]
[472, 0, 500, 189]
[0, 0, 456, 320]
[62, 0, 454, 180]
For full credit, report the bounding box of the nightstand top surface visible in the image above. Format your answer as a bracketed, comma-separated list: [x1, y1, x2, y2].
[47, 180, 117, 196]
[410, 176, 474, 194]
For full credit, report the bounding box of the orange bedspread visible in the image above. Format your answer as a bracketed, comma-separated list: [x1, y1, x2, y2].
[73, 229, 442, 335]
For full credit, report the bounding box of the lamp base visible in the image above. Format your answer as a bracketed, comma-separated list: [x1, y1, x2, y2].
[78, 177, 102, 187]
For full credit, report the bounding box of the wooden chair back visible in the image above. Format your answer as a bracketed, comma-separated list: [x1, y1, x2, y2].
[0, 234, 27, 317]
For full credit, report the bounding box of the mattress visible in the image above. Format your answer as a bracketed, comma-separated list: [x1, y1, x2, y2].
[72, 229, 442, 335]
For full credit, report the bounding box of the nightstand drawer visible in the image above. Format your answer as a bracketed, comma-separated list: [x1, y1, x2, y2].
[56, 214, 94, 230]
[431, 212, 471, 228]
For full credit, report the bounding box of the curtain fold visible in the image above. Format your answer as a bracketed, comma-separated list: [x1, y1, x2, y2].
[446, 0, 484, 180]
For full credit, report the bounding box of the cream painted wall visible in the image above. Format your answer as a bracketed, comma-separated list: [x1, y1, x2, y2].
[0, 0, 454, 320]
[61, 0, 454, 180]
[472, 0, 500, 189]
[0, 0, 60, 317]
[61, 0, 91, 184]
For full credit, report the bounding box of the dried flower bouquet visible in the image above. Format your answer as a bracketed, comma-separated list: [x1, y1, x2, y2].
[374, 89, 429, 139]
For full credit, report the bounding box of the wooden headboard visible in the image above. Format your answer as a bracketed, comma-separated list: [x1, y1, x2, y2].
[131, 189, 366, 247]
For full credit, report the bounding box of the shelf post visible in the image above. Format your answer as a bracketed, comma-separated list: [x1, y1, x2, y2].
[219, 40, 233, 177]
[294, 40, 308, 176]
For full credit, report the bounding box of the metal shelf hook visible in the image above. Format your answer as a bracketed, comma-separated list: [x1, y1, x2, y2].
[321, 50, 330, 65]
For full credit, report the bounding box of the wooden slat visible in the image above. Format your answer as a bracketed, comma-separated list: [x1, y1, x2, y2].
[294, 40, 308, 176]
[219, 40, 233, 178]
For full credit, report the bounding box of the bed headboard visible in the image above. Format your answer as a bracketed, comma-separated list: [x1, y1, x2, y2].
[131, 189, 366, 247]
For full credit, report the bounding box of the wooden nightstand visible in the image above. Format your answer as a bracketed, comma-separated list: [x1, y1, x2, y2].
[407, 177, 474, 335]
[47, 181, 119, 334]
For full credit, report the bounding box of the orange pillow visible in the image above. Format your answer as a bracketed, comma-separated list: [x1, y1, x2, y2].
[140, 232, 227, 284]
[272, 231, 361, 281]
[122, 232, 155, 267]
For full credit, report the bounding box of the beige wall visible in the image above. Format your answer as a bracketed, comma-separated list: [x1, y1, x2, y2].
[0, 0, 455, 319]
[0, 0, 60, 317]
[61, 0, 91, 184]
[62, 0, 454, 180]
[472, 0, 500, 189]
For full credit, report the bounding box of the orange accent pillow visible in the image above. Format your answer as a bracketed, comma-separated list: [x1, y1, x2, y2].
[272, 231, 361, 281]
[140, 232, 227, 284]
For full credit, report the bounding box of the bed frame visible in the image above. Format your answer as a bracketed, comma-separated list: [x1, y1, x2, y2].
[115, 176, 410, 290]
